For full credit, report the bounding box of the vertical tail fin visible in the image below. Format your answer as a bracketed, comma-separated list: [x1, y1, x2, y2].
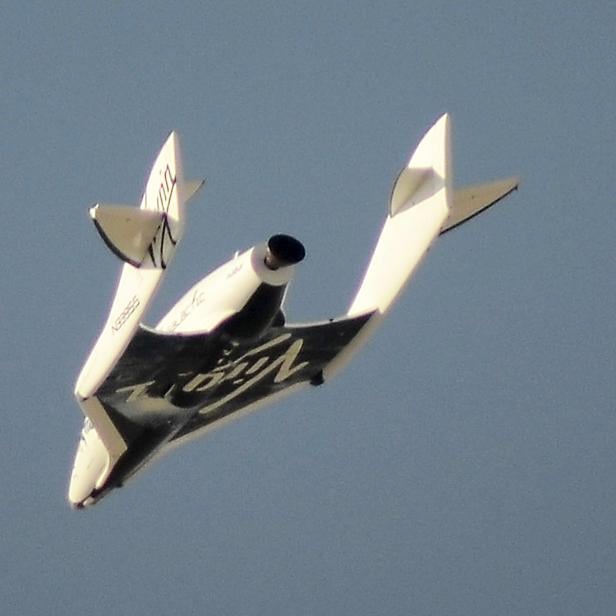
[324, 114, 452, 382]
[348, 113, 452, 317]
[90, 134, 204, 268]
[140, 131, 184, 269]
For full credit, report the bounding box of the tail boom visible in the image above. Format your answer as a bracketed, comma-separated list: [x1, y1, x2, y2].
[75, 132, 203, 400]
[349, 113, 452, 317]
[324, 114, 452, 381]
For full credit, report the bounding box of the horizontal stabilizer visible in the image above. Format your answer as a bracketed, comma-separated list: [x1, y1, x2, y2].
[442, 177, 519, 234]
[90, 204, 164, 267]
[185, 179, 205, 203]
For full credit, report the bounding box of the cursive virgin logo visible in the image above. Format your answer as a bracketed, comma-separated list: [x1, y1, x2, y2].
[188, 334, 308, 415]
[115, 334, 310, 414]
[147, 164, 178, 269]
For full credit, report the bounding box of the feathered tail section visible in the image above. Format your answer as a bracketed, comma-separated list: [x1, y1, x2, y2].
[324, 114, 452, 380]
[76, 132, 204, 400]
[349, 113, 452, 317]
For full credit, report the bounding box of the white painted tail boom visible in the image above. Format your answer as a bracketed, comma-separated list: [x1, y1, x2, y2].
[75, 132, 204, 401]
[324, 113, 452, 379]
[349, 113, 452, 317]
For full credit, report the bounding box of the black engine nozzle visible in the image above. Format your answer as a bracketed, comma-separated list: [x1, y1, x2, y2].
[264, 234, 306, 270]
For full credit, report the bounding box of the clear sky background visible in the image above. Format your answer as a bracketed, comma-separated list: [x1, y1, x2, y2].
[1, 3, 614, 615]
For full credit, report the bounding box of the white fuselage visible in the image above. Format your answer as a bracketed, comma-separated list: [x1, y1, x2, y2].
[156, 241, 298, 334]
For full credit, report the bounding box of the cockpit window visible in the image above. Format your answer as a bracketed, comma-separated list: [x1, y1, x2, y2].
[83, 418, 94, 433]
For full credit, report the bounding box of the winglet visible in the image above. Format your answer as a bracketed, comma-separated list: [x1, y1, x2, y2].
[184, 179, 205, 204]
[90, 204, 164, 267]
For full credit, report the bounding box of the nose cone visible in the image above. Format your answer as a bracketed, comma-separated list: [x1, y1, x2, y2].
[264, 234, 305, 270]
[68, 468, 95, 509]
[67, 423, 109, 509]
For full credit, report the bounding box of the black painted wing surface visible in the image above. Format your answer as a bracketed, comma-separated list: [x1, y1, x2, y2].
[94, 312, 374, 443]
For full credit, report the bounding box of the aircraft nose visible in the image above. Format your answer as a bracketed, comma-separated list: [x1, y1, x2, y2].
[68, 466, 93, 508]
[68, 463, 104, 509]
[67, 422, 109, 509]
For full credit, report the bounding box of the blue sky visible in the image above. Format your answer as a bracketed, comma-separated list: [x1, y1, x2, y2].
[1, 3, 615, 614]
